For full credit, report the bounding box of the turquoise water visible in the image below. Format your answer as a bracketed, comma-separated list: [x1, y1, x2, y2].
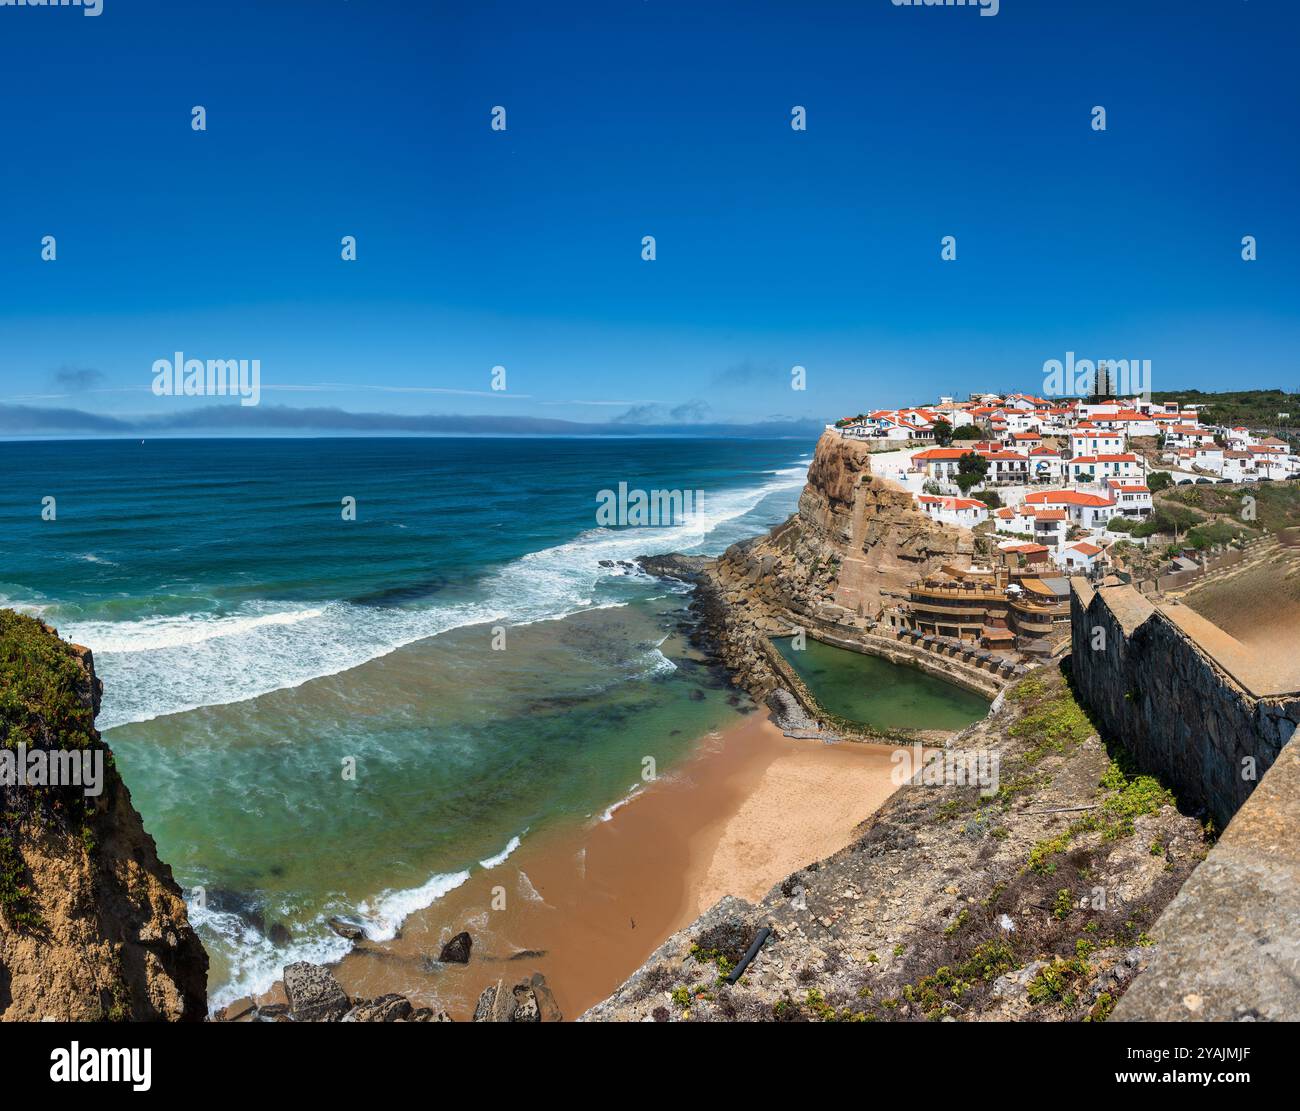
[773, 636, 990, 732]
[0, 437, 810, 1004]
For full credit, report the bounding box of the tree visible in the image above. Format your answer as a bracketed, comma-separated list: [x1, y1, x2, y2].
[951, 425, 983, 441]
[1147, 470, 1172, 493]
[932, 419, 953, 446]
[955, 451, 989, 494]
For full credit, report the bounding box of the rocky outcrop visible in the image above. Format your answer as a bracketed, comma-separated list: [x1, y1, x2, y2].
[0, 612, 208, 1021]
[473, 972, 562, 1023]
[653, 431, 976, 705]
[223, 961, 454, 1022]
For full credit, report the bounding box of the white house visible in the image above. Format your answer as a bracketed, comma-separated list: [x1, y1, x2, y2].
[1024, 488, 1118, 530]
[1069, 426, 1126, 457]
[1028, 446, 1065, 483]
[916, 495, 989, 529]
[1221, 450, 1258, 482]
[1057, 541, 1106, 573]
[981, 450, 1031, 485]
[1068, 453, 1144, 484]
[911, 447, 970, 481]
[1104, 479, 1153, 518]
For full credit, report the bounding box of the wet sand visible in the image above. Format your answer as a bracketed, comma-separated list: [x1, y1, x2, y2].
[313, 713, 904, 1020]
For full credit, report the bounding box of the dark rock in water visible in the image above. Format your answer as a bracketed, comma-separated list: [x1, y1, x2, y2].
[439, 931, 473, 964]
[508, 948, 547, 961]
[637, 553, 711, 582]
[254, 1002, 291, 1022]
[205, 887, 266, 933]
[328, 916, 365, 942]
[341, 994, 412, 1022]
[283, 961, 350, 1022]
[268, 921, 292, 947]
[688, 688, 706, 701]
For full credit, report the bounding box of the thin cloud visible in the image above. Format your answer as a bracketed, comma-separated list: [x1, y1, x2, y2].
[0, 402, 825, 440]
[51, 366, 107, 392]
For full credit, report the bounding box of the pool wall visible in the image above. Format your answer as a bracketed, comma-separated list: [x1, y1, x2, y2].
[760, 631, 1002, 741]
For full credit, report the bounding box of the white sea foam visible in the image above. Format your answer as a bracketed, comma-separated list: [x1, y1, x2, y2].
[597, 783, 644, 822]
[65, 459, 808, 729]
[479, 831, 525, 870]
[191, 899, 354, 1013]
[517, 871, 548, 905]
[355, 868, 472, 943]
[197, 865, 474, 1011]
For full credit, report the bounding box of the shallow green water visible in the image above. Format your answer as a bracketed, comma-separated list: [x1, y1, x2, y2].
[773, 636, 990, 731]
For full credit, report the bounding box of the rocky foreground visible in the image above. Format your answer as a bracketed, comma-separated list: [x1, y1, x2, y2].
[217, 956, 562, 1023]
[0, 612, 208, 1021]
[584, 665, 1210, 1022]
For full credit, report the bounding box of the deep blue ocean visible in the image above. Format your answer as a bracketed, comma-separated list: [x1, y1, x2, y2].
[0, 436, 810, 1004]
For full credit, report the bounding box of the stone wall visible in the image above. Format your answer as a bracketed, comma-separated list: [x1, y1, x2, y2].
[1069, 579, 1299, 830]
[1114, 736, 1300, 1021]
[1070, 580, 1300, 1020]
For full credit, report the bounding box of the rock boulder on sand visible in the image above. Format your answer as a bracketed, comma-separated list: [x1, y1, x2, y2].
[438, 931, 473, 963]
[283, 961, 351, 1022]
[341, 994, 412, 1022]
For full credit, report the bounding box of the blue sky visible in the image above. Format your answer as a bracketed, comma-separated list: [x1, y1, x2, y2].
[1, 0, 1297, 436]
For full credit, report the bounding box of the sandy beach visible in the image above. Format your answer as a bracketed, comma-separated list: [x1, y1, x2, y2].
[290, 712, 904, 1020]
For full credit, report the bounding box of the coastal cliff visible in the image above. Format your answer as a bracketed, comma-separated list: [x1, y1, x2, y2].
[0, 612, 207, 1021]
[660, 429, 978, 705]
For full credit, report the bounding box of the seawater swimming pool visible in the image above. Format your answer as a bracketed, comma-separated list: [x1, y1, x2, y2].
[772, 636, 990, 732]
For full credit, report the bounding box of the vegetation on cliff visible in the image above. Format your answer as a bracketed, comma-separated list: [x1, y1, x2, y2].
[0, 612, 100, 929]
[0, 611, 208, 1021]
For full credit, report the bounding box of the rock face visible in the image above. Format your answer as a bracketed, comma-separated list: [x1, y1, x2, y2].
[659, 431, 975, 703]
[473, 973, 562, 1022]
[0, 612, 208, 1022]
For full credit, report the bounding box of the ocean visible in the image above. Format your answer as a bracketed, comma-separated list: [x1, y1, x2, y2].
[0, 436, 810, 1005]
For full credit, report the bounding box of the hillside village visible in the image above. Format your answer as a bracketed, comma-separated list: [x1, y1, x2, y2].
[828, 392, 1300, 661]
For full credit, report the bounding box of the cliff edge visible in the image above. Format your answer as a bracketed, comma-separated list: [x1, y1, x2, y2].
[683, 430, 976, 701]
[0, 611, 208, 1021]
